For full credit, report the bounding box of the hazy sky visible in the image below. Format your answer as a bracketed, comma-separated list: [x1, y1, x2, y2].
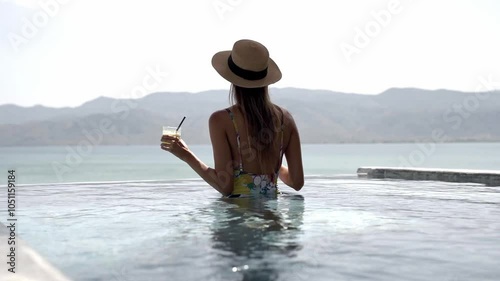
[1, 0, 499, 107]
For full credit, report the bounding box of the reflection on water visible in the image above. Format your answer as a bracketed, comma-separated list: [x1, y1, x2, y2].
[210, 193, 305, 281]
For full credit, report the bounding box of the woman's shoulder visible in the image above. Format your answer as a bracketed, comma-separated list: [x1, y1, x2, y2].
[274, 105, 295, 126]
[209, 108, 233, 124]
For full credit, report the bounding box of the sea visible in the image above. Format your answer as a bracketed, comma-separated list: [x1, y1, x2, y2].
[2, 142, 500, 185]
[1, 143, 500, 281]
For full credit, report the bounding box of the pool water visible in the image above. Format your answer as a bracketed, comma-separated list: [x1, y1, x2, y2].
[11, 176, 500, 281]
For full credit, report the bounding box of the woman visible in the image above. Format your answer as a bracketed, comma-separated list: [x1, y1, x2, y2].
[161, 39, 304, 197]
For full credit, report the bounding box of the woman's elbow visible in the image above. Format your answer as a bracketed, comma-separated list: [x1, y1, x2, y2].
[212, 171, 233, 196]
[293, 183, 304, 191]
[291, 178, 304, 191]
[219, 183, 234, 196]
[220, 191, 231, 197]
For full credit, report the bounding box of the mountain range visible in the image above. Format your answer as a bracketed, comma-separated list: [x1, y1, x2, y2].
[0, 87, 499, 146]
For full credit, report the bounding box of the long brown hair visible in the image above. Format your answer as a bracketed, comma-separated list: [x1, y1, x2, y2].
[230, 84, 281, 171]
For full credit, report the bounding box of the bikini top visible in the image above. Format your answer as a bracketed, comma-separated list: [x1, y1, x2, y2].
[226, 108, 284, 198]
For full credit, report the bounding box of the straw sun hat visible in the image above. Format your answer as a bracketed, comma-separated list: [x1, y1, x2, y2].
[211, 39, 282, 88]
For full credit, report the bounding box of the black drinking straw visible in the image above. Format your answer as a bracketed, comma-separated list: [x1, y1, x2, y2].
[176, 116, 186, 132]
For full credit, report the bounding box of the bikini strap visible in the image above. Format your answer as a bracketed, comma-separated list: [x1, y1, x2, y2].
[226, 108, 243, 171]
[276, 107, 285, 172]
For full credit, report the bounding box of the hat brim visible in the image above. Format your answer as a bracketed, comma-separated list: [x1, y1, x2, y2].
[211, 51, 282, 88]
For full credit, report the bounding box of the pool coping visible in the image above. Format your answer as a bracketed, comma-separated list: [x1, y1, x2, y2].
[357, 166, 500, 186]
[0, 222, 72, 281]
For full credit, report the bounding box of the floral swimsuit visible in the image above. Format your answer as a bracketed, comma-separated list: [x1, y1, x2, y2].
[226, 108, 284, 198]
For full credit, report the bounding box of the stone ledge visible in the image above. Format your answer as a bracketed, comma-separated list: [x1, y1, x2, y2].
[357, 167, 500, 186]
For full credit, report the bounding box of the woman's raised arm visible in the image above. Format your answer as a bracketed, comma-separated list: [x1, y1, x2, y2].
[279, 111, 304, 191]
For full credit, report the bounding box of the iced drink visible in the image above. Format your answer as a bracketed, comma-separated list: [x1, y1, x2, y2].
[162, 126, 181, 145]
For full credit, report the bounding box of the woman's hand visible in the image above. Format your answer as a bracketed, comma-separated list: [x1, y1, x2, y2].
[279, 165, 288, 175]
[279, 165, 289, 183]
[160, 135, 191, 161]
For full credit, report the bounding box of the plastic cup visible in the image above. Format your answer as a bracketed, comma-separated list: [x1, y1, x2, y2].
[162, 126, 181, 145]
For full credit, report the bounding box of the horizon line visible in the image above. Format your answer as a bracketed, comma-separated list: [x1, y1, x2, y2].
[2, 86, 498, 109]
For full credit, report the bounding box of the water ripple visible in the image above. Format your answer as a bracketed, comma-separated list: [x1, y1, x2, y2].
[3, 177, 500, 281]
